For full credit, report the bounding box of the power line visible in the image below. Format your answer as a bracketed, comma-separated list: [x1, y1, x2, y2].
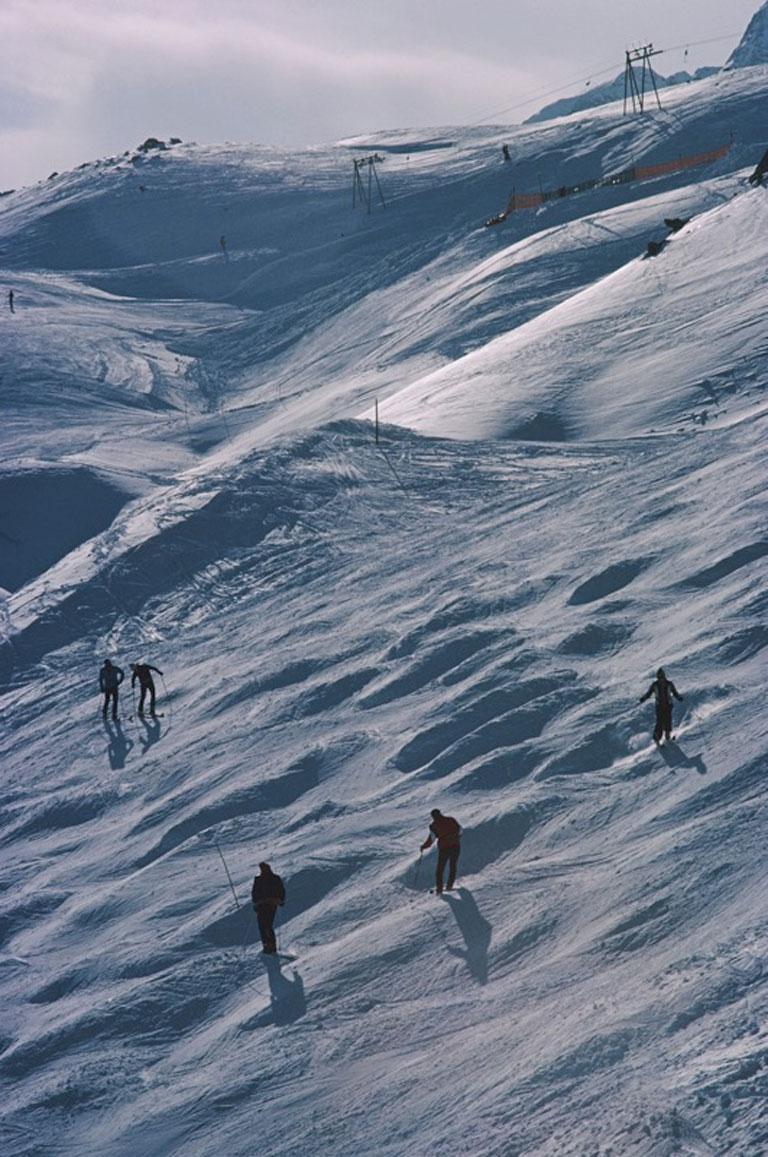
[465, 30, 741, 128]
[470, 60, 620, 124]
[662, 31, 743, 54]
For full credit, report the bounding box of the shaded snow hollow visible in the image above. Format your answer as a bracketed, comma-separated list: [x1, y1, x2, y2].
[1, 63, 768, 1157]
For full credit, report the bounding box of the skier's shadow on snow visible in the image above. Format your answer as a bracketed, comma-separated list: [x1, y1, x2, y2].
[442, 887, 492, 985]
[137, 715, 162, 754]
[263, 955, 306, 1025]
[103, 719, 133, 769]
[659, 742, 707, 775]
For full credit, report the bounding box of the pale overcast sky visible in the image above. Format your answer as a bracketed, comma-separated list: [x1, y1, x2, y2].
[0, 0, 760, 188]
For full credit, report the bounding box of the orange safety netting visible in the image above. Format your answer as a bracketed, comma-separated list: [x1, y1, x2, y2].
[634, 143, 731, 181]
[486, 141, 731, 225]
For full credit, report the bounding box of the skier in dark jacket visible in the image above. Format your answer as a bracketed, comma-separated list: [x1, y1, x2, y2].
[130, 662, 163, 716]
[640, 667, 684, 745]
[421, 809, 461, 894]
[251, 862, 286, 954]
[99, 659, 124, 720]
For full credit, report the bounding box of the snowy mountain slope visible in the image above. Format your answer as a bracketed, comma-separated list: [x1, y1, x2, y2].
[381, 186, 768, 441]
[2, 67, 766, 435]
[1, 61, 768, 1157]
[1, 415, 767, 1156]
[525, 67, 719, 126]
[727, 0, 768, 67]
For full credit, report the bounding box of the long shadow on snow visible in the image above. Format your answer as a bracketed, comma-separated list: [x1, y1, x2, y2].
[441, 888, 492, 985]
[103, 719, 134, 769]
[263, 956, 306, 1026]
[658, 742, 707, 776]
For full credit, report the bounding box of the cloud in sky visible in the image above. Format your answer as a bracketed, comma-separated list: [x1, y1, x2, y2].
[0, 0, 757, 188]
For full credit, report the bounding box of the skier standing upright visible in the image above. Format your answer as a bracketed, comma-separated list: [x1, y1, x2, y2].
[99, 659, 124, 720]
[640, 667, 684, 745]
[251, 862, 285, 955]
[421, 808, 461, 894]
[131, 661, 163, 716]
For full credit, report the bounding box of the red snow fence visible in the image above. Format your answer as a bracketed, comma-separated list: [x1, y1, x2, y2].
[485, 141, 731, 226]
[635, 143, 731, 181]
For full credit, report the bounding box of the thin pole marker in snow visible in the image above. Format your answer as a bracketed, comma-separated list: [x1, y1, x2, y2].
[215, 839, 241, 910]
[375, 398, 379, 445]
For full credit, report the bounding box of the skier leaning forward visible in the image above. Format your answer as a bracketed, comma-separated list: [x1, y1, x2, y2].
[640, 667, 684, 745]
[251, 862, 286, 954]
[131, 662, 163, 716]
[421, 808, 461, 894]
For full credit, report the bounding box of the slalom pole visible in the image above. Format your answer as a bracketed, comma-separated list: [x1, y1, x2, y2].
[214, 839, 241, 910]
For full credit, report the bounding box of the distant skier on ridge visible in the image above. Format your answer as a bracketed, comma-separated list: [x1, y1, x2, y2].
[639, 667, 684, 745]
[420, 809, 461, 894]
[130, 661, 163, 716]
[99, 659, 124, 720]
[251, 862, 285, 955]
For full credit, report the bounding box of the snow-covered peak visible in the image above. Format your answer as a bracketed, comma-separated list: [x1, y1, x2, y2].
[727, 0, 768, 66]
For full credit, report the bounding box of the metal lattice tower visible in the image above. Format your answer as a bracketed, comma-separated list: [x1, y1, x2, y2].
[352, 155, 386, 214]
[623, 45, 663, 115]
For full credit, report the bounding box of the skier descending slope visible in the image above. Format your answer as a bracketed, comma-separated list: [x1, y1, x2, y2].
[251, 862, 286, 955]
[421, 809, 461, 894]
[99, 659, 124, 720]
[130, 661, 163, 716]
[639, 667, 684, 745]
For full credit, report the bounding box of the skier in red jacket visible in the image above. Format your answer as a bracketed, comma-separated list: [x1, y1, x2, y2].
[421, 809, 461, 894]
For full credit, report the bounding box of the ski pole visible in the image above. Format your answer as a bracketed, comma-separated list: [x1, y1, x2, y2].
[413, 849, 423, 889]
[214, 839, 241, 910]
[160, 673, 172, 720]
